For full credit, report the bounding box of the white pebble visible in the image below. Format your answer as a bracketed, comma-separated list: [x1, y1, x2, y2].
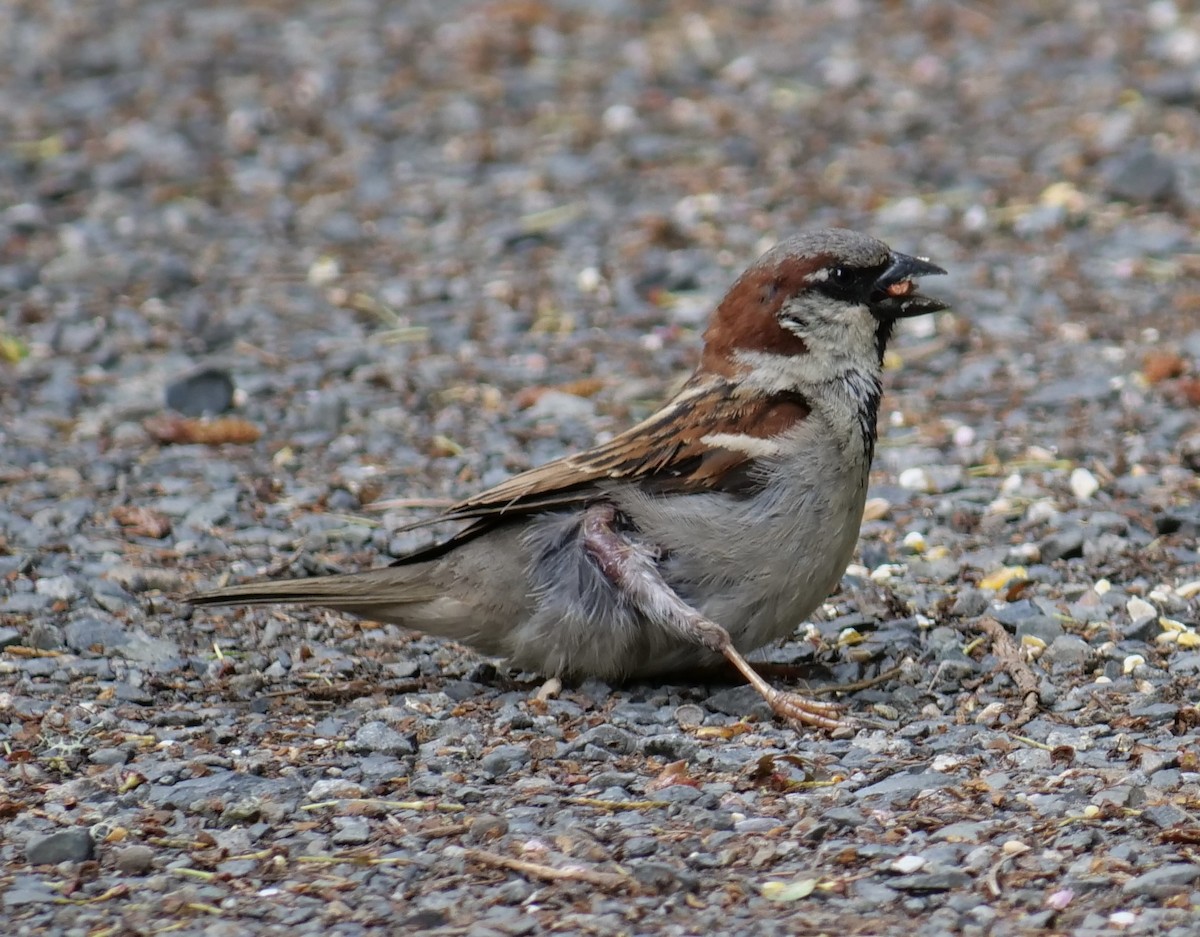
[1000, 472, 1023, 495]
[1126, 596, 1156, 621]
[601, 104, 638, 134]
[1122, 655, 1145, 675]
[891, 855, 926, 873]
[962, 204, 988, 231]
[307, 255, 340, 287]
[1148, 1, 1179, 30]
[34, 575, 78, 600]
[1025, 500, 1060, 524]
[898, 467, 931, 491]
[952, 425, 976, 447]
[1069, 467, 1099, 500]
[903, 531, 927, 553]
[576, 266, 602, 293]
[1011, 543, 1041, 564]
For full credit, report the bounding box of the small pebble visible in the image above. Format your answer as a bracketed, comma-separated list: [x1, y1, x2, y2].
[1069, 467, 1100, 500]
[115, 845, 156, 875]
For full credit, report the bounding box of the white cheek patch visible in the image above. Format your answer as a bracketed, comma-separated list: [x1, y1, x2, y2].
[733, 349, 834, 391]
[804, 268, 830, 283]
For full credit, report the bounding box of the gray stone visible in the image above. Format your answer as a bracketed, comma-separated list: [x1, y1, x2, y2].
[624, 836, 659, 858]
[480, 744, 529, 777]
[853, 879, 900, 905]
[1042, 634, 1091, 668]
[854, 772, 954, 799]
[1038, 528, 1085, 563]
[950, 588, 989, 619]
[88, 747, 130, 766]
[165, 367, 236, 416]
[1127, 703, 1179, 722]
[564, 724, 638, 758]
[890, 870, 972, 892]
[25, 828, 95, 864]
[704, 685, 770, 718]
[1140, 803, 1190, 829]
[1121, 863, 1200, 897]
[1016, 616, 1064, 644]
[350, 721, 416, 756]
[2, 877, 58, 907]
[1, 592, 53, 613]
[34, 575, 79, 601]
[1105, 146, 1177, 203]
[330, 817, 371, 845]
[115, 844, 155, 875]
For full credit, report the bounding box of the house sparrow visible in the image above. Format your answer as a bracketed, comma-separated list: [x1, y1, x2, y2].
[189, 228, 947, 728]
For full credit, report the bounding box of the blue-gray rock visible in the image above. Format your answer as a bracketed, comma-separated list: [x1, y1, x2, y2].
[1121, 863, 1200, 897]
[564, 724, 638, 758]
[1042, 634, 1091, 668]
[479, 744, 530, 777]
[1038, 528, 1085, 562]
[2, 877, 59, 907]
[34, 575, 79, 601]
[854, 772, 954, 799]
[1127, 702, 1179, 723]
[1104, 146, 1177, 204]
[890, 870, 972, 892]
[89, 747, 130, 766]
[623, 836, 659, 858]
[165, 368, 235, 416]
[331, 817, 371, 846]
[350, 721, 416, 756]
[1016, 616, 1064, 644]
[26, 828, 95, 865]
[950, 588, 989, 619]
[1141, 803, 1189, 829]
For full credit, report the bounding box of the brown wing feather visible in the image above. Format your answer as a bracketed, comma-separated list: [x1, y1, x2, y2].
[391, 376, 810, 565]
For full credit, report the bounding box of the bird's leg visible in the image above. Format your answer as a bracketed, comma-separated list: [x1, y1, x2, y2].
[581, 503, 843, 730]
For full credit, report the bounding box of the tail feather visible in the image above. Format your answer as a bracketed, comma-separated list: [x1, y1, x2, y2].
[187, 568, 439, 612]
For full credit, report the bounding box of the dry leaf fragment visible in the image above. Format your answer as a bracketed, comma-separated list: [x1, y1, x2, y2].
[111, 506, 172, 539]
[761, 878, 817, 902]
[144, 415, 261, 446]
[694, 722, 752, 740]
[1142, 350, 1186, 384]
[647, 760, 699, 791]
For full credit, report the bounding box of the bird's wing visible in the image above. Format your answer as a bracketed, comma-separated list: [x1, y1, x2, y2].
[390, 376, 810, 565]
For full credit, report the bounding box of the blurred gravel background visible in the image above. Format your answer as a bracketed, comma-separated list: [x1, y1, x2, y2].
[2, 1, 1200, 935]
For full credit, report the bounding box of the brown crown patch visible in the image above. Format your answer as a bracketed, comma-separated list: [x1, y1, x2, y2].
[698, 252, 832, 374]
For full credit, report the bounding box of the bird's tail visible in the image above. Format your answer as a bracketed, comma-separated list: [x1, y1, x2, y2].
[186, 568, 439, 616]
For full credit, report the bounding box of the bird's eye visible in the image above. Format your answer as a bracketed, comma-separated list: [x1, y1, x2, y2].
[830, 266, 850, 284]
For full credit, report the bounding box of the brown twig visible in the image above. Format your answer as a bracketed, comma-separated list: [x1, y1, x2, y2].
[462, 848, 634, 892]
[973, 617, 1040, 729]
[809, 665, 905, 696]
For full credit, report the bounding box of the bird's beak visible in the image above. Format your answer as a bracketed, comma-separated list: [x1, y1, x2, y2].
[870, 251, 948, 319]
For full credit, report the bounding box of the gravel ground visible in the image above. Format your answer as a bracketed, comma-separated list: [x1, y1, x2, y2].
[3, 1, 1200, 935]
